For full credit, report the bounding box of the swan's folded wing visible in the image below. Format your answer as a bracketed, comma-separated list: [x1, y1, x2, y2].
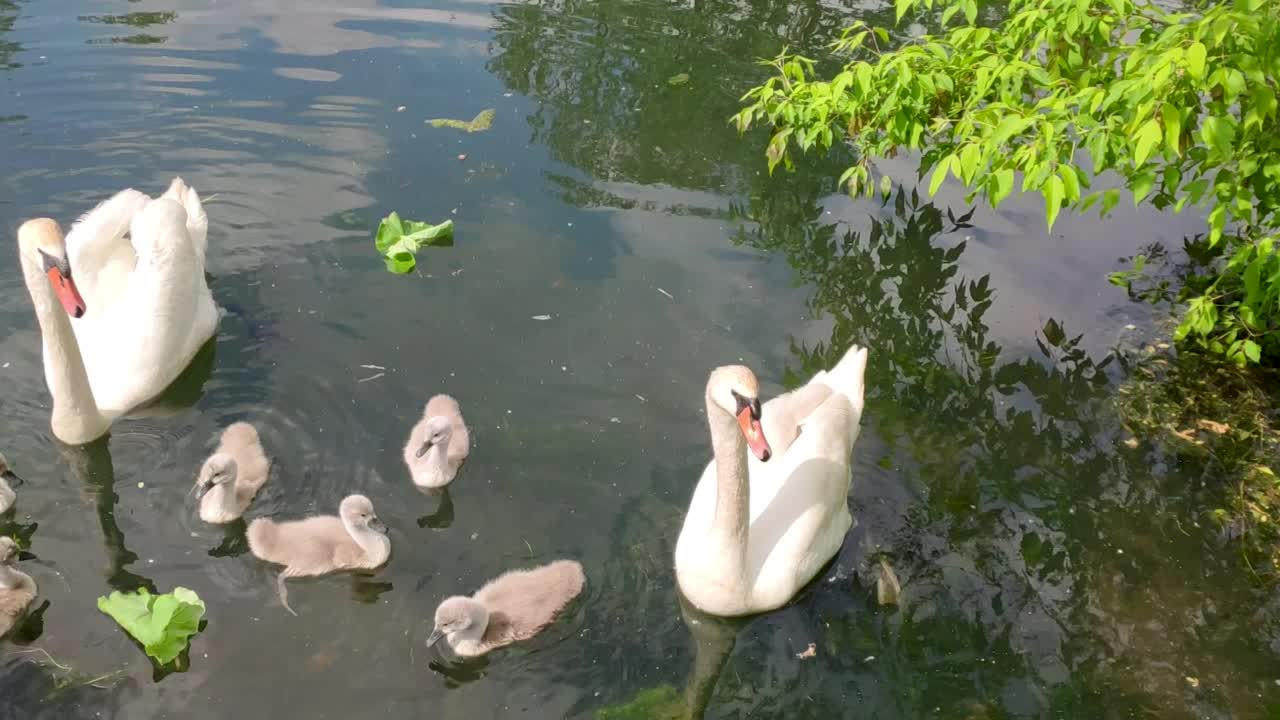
[762, 383, 833, 455]
[66, 188, 150, 311]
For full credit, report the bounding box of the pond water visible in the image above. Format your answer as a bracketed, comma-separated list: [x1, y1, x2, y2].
[2, 0, 1279, 717]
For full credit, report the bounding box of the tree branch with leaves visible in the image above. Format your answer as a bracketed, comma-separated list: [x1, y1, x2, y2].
[736, 0, 1280, 364]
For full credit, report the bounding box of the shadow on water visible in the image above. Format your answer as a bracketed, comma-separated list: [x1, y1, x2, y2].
[416, 487, 455, 530]
[206, 517, 249, 558]
[49, 337, 216, 594]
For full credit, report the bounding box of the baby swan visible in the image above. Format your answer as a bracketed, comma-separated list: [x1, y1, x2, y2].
[404, 394, 470, 489]
[247, 494, 390, 615]
[0, 453, 23, 515]
[427, 559, 585, 657]
[195, 422, 270, 524]
[0, 537, 37, 640]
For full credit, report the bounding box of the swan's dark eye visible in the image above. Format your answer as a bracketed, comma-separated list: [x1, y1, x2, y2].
[730, 390, 761, 420]
[38, 249, 70, 276]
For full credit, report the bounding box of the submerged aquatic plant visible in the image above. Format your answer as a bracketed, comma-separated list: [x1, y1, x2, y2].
[1115, 340, 1280, 580]
[595, 685, 683, 719]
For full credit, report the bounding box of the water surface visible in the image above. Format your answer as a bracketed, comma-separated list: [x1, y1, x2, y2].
[1, 0, 1278, 718]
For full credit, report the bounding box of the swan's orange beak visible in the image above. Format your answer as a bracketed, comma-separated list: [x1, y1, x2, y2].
[737, 405, 772, 462]
[47, 266, 86, 318]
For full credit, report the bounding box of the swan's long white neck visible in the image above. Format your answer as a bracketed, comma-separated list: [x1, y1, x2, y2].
[343, 517, 391, 566]
[18, 249, 109, 444]
[0, 563, 35, 594]
[705, 390, 749, 582]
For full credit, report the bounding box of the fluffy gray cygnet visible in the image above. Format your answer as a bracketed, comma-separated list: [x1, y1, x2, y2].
[428, 559, 585, 657]
[0, 453, 23, 515]
[194, 422, 270, 524]
[403, 394, 470, 489]
[0, 537, 37, 640]
[247, 494, 390, 615]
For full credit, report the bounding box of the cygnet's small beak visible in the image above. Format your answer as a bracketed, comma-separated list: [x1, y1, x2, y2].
[369, 517, 387, 534]
[415, 440, 433, 459]
[194, 481, 210, 500]
[426, 627, 444, 647]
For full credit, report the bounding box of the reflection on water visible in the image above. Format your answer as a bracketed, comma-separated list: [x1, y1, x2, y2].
[0, 0, 1277, 717]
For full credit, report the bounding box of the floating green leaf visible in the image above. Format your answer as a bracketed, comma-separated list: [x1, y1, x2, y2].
[426, 108, 495, 133]
[97, 587, 206, 666]
[374, 212, 454, 274]
[667, 72, 690, 86]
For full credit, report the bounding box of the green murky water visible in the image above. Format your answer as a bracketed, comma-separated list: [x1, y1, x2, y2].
[1, 0, 1278, 717]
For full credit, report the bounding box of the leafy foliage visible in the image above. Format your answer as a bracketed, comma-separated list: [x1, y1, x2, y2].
[374, 212, 454, 274]
[735, 0, 1280, 364]
[97, 587, 205, 666]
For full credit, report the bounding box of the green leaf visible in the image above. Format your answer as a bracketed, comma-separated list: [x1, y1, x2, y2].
[895, 0, 911, 22]
[1101, 188, 1121, 217]
[855, 63, 874, 94]
[1244, 339, 1262, 363]
[1244, 255, 1263, 304]
[1200, 116, 1236, 156]
[667, 72, 690, 87]
[1059, 167, 1081, 203]
[1133, 118, 1161, 166]
[1186, 42, 1206, 80]
[929, 155, 954, 196]
[98, 587, 206, 666]
[374, 213, 455, 274]
[1130, 170, 1156, 204]
[991, 168, 1015, 208]
[1161, 105, 1181, 157]
[958, 144, 981, 185]
[1044, 175, 1065, 231]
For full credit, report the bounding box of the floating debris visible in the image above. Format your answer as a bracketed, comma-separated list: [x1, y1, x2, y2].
[795, 643, 816, 659]
[426, 108, 494, 133]
[667, 72, 690, 86]
[876, 557, 901, 606]
[532, 315, 551, 321]
[656, 287, 673, 300]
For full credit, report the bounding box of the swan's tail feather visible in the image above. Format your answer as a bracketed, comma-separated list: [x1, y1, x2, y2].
[161, 176, 208, 271]
[276, 571, 298, 616]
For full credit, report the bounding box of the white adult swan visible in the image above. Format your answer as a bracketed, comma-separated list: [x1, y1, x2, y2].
[674, 343, 868, 617]
[16, 179, 218, 444]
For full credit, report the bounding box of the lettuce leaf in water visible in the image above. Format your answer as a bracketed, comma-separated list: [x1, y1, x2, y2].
[374, 212, 454, 274]
[97, 587, 206, 666]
